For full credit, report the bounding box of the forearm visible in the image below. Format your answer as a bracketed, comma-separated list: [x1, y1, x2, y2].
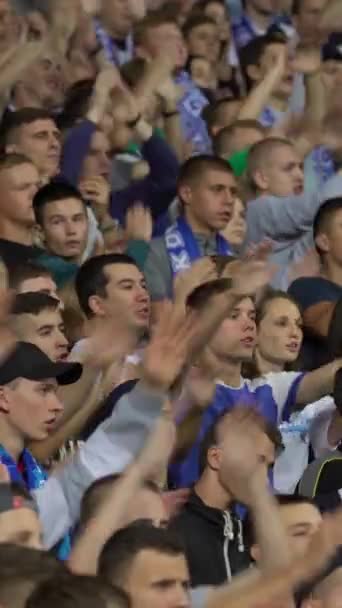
[249, 482, 291, 573]
[327, 410, 342, 447]
[297, 359, 342, 406]
[237, 70, 281, 121]
[163, 115, 187, 162]
[0, 40, 45, 93]
[304, 72, 326, 124]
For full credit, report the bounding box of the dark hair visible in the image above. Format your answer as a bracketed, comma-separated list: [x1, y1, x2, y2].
[239, 32, 287, 91]
[178, 154, 233, 190]
[57, 80, 95, 131]
[0, 544, 65, 578]
[242, 288, 302, 379]
[182, 14, 216, 38]
[202, 97, 241, 132]
[79, 475, 160, 531]
[26, 574, 130, 608]
[186, 278, 234, 311]
[313, 197, 342, 258]
[99, 521, 185, 586]
[8, 261, 53, 291]
[75, 253, 138, 318]
[198, 407, 282, 475]
[213, 120, 265, 156]
[1, 108, 55, 148]
[33, 180, 85, 226]
[0, 152, 34, 172]
[12, 292, 60, 316]
[120, 58, 148, 89]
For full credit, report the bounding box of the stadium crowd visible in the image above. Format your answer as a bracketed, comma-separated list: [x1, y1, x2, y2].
[0, 0, 342, 606]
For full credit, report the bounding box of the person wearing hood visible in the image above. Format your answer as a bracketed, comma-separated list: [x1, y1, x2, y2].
[170, 407, 284, 587]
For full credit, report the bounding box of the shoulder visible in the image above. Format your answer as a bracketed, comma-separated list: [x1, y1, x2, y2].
[289, 277, 342, 309]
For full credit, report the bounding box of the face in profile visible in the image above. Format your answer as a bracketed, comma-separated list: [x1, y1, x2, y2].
[256, 297, 303, 368]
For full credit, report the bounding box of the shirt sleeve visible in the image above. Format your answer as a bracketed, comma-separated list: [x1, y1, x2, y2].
[289, 278, 341, 311]
[308, 397, 338, 456]
[143, 238, 173, 301]
[34, 382, 165, 549]
[265, 371, 306, 422]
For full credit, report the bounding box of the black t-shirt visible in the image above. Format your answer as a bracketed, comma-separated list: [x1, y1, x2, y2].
[0, 239, 43, 269]
[289, 277, 342, 370]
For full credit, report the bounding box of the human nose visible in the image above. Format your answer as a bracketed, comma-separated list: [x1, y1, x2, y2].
[168, 586, 190, 608]
[50, 394, 64, 414]
[57, 328, 68, 348]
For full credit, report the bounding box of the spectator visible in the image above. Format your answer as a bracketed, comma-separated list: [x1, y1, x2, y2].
[79, 475, 168, 534]
[246, 138, 342, 288]
[144, 156, 235, 301]
[94, 0, 137, 66]
[0, 342, 81, 492]
[3, 108, 62, 184]
[171, 408, 279, 586]
[289, 197, 342, 365]
[220, 197, 246, 253]
[11, 50, 65, 112]
[232, 0, 293, 51]
[134, 11, 211, 154]
[33, 182, 90, 264]
[99, 522, 191, 608]
[0, 153, 41, 267]
[11, 292, 69, 362]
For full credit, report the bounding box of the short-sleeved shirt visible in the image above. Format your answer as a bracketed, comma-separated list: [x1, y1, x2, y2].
[169, 371, 304, 488]
[289, 277, 342, 311]
[289, 277, 342, 369]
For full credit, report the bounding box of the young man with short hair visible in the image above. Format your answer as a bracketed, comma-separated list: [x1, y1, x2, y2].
[4, 108, 62, 183]
[171, 408, 282, 586]
[134, 12, 211, 154]
[33, 181, 89, 264]
[182, 14, 221, 65]
[12, 292, 68, 363]
[246, 138, 342, 288]
[144, 156, 236, 300]
[99, 522, 191, 608]
[0, 341, 81, 494]
[289, 197, 342, 366]
[232, 0, 293, 51]
[0, 153, 41, 267]
[171, 279, 342, 487]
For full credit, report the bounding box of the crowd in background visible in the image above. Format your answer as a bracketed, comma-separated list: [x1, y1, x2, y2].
[0, 0, 342, 606]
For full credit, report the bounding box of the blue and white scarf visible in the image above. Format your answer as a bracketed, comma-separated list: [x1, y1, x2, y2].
[0, 445, 70, 560]
[165, 216, 231, 277]
[175, 71, 211, 155]
[94, 19, 134, 66]
[232, 13, 294, 50]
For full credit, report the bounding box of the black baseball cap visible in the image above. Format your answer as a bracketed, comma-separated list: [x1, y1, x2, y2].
[0, 342, 82, 386]
[322, 33, 342, 62]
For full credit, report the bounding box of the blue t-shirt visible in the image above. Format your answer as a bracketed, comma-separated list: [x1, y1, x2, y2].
[169, 371, 304, 488]
[289, 276, 342, 311]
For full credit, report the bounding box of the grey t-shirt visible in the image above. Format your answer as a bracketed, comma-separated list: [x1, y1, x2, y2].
[144, 233, 221, 301]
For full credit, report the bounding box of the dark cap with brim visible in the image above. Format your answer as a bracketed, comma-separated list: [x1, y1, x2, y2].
[0, 342, 82, 386]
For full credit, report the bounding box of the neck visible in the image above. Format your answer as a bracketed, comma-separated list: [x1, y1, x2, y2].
[245, 2, 272, 29]
[0, 221, 33, 246]
[215, 355, 243, 387]
[195, 471, 233, 510]
[255, 349, 284, 374]
[321, 259, 342, 287]
[0, 420, 25, 462]
[184, 210, 214, 237]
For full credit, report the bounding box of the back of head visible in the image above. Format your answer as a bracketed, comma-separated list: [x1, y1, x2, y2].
[202, 98, 242, 134]
[0, 543, 64, 578]
[213, 120, 265, 157]
[8, 262, 53, 292]
[99, 521, 185, 587]
[75, 253, 138, 319]
[0, 152, 33, 176]
[25, 574, 130, 608]
[12, 292, 59, 317]
[33, 180, 85, 226]
[186, 277, 233, 312]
